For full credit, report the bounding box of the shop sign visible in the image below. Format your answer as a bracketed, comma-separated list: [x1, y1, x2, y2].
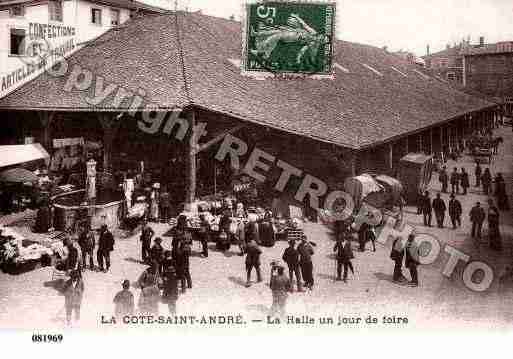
[243, 1, 336, 76]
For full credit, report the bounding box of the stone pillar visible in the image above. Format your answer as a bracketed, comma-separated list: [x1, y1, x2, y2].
[185, 109, 198, 207]
[98, 113, 120, 173]
[86, 159, 97, 200]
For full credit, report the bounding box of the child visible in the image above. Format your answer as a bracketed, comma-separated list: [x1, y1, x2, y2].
[113, 280, 134, 319]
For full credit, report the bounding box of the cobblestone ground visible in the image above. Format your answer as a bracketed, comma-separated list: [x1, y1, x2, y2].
[0, 126, 512, 332]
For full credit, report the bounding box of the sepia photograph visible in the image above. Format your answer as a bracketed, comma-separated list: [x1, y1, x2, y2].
[0, 0, 512, 351]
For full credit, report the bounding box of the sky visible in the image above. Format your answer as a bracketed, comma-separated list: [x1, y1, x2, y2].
[147, 0, 513, 56]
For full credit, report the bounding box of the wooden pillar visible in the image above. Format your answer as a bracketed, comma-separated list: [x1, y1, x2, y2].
[98, 113, 120, 173]
[185, 109, 197, 205]
[38, 112, 56, 151]
[388, 143, 393, 170]
[447, 126, 452, 152]
[429, 128, 433, 154]
[418, 133, 423, 153]
[439, 126, 444, 151]
[350, 152, 357, 177]
[405, 136, 409, 154]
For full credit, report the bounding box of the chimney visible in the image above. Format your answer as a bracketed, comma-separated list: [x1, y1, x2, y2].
[382, 45, 388, 53]
[426, 44, 430, 56]
[446, 44, 451, 50]
[479, 36, 485, 47]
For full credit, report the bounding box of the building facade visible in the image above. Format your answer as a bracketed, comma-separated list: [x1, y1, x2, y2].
[462, 41, 513, 116]
[0, 0, 164, 98]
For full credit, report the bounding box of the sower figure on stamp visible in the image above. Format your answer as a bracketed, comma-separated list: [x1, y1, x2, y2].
[282, 239, 304, 292]
[113, 279, 134, 320]
[245, 239, 262, 287]
[334, 234, 354, 283]
[269, 265, 291, 319]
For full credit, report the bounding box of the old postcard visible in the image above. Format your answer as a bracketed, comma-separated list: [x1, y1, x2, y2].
[0, 0, 512, 350]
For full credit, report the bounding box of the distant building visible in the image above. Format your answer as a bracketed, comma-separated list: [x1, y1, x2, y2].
[422, 40, 473, 84]
[0, 0, 165, 98]
[462, 41, 513, 116]
[393, 50, 425, 67]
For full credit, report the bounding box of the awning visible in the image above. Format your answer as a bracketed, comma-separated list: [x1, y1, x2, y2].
[0, 144, 50, 168]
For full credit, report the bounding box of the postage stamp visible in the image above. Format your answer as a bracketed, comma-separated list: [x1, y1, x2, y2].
[242, 1, 336, 75]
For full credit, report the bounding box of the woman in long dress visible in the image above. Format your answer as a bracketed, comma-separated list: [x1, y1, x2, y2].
[136, 263, 160, 315]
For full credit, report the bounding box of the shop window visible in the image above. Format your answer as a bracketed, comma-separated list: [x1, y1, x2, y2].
[49, 0, 63, 22]
[110, 9, 120, 26]
[10, 28, 26, 56]
[9, 5, 25, 17]
[91, 8, 102, 25]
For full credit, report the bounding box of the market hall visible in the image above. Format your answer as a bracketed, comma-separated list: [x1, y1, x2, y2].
[0, 10, 502, 220]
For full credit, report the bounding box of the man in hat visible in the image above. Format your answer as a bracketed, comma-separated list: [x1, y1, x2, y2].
[282, 239, 303, 292]
[334, 233, 354, 282]
[405, 234, 420, 287]
[450, 167, 460, 194]
[298, 235, 314, 290]
[161, 251, 179, 315]
[432, 193, 447, 228]
[140, 220, 154, 264]
[245, 239, 262, 287]
[78, 224, 95, 270]
[150, 237, 164, 273]
[113, 279, 135, 319]
[421, 191, 433, 227]
[470, 202, 486, 239]
[448, 194, 462, 229]
[439, 166, 448, 193]
[460, 168, 470, 195]
[474, 161, 482, 188]
[97, 224, 115, 272]
[269, 265, 291, 318]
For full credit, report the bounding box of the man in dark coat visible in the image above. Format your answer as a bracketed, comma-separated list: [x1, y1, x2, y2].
[439, 166, 449, 193]
[282, 239, 303, 292]
[487, 199, 501, 251]
[333, 235, 354, 282]
[470, 202, 486, 239]
[421, 191, 432, 227]
[298, 236, 314, 290]
[450, 168, 460, 194]
[269, 265, 291, 318]
[64, 237, 79, 272]
[198, 214, 210, 257]
[161, 251, 179, 315]
[405, 234, 420, 287]
[474, 162, 482, 187]
[448, 194, 462, 229]
[175, 240, 192, 293]
[481, 168, 492, 195]
[390, 237, 406, 283]
[432, 193, 447, 228]
[245, 239, 262, 287]
[150, 237, 164, 273]
[460, 168, 470, 195]
[78, 225, 95, 270]
[495, 173, 511, 211]
[97, 224, 114, 272]
[140, 221, 154, 264]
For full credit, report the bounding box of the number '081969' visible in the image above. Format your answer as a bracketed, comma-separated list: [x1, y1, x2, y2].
[32, 334, 63, 343]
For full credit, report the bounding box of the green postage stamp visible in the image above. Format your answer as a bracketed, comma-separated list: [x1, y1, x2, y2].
[243, 1, 336, 76]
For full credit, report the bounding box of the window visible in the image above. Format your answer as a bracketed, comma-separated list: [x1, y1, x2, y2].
[49, 0, 63, 22]
[9, 5, 25, 17]
[91, 8, 102, 25]
[447, 72, 456, 81]
[110, 9, 120, 26]
[10, 29, 26, 56]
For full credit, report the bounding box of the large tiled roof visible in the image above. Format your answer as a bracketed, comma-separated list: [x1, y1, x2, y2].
[0, 11, 495, 149]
